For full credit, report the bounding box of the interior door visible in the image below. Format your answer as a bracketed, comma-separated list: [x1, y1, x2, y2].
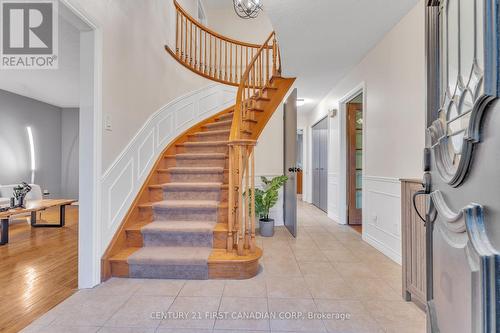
[347, 102, 362, 224]
[423, 2, 500, 332]
[283, 88, 298, 237]
[312, 117, 328, 212]
[312, 128, 320, 207]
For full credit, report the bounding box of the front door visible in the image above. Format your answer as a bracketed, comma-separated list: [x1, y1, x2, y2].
[424, 1, 500, 332]
[283, 89, 298, 237]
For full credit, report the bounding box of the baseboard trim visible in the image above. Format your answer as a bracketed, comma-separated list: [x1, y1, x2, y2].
[362, 232, 402, 265]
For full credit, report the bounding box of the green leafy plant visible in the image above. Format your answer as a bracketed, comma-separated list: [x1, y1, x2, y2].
[250, 175, 288, 220]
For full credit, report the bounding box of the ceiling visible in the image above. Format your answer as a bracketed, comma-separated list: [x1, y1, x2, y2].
[206, 0, 419, 113]
[0, 15, 80, 108]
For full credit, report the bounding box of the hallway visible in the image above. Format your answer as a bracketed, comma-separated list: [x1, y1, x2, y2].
[22, 200, 425, 333]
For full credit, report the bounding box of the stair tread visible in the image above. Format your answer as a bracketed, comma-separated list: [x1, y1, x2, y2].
[178, 140, 229, 146]
[167, 166, 224, 173]
[128, 246, 212, 265]
[163, 182, 227, 189]
[153, 200, 220, 209]
[173, 152, 227, 158]
[191, 129, 230, 136]
[139, 201, 227, 209]
[204, 120, 232, 126]
[141, 220, 216, 234]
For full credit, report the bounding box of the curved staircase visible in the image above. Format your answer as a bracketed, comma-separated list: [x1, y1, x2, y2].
[101, 1, 295, 281]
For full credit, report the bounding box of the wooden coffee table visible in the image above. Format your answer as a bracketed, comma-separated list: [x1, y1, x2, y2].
[0, 199, 76, 245]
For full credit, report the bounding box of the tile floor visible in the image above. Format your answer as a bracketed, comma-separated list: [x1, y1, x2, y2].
[21, 200, 426, 333]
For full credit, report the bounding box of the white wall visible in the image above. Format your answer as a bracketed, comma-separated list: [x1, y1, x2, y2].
[254, 104, 285, 225]
[61, 108, 80, 199]
[305, 0, 426, 263]
[69, 0, 212, 172]
[204, 4, 273, 44]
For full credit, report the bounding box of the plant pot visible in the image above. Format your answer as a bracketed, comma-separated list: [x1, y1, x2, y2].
[259, 218, 275, 237]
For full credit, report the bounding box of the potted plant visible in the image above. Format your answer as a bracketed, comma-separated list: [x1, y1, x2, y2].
[253, 175, 288, 237]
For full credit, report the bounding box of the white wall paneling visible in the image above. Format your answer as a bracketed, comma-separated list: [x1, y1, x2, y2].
[255, 174, 284, 226]
[362, 176, 402, 264]
[100, 84, 235, 262]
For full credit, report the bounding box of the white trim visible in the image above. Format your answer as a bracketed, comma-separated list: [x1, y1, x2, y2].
[363, 175, 401, 184]
[337, 82, 366, 225]
[363, 232, 402, 265]
[59, 0, 103, 289]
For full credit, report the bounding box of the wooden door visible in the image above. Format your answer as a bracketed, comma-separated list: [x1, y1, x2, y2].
[347, 102, 362, 225]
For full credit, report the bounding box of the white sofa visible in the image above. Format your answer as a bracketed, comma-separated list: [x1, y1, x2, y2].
[0, 184, 43, 206]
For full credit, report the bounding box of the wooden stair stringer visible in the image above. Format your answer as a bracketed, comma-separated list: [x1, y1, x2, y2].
[101, 106, 235, 281]
[246, 77, 296, 141]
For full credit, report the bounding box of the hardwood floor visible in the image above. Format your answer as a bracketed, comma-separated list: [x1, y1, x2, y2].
[350, 224, 362, 234]
[0, 206, 78, 333]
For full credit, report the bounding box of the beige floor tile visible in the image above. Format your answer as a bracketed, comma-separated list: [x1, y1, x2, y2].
[322, 248, 361, 263]
[223, 275, 267, 298]
[297, 261, 340, 278]
[92, 278, 142, 296]
[134, 279, 185, 296]
[50, 291, 130, 327]
[157, 329, 211, 333]
[268, 298, 326, 332]
[179, 280, 226, 297]
[104, 295, 175, 328]
[160, 296, 220, 329]
[345, 278, 401, 301]
[315, 299, 383, 333]
[304, 275, 358, 300]
[214, 297, 269, 331]
[22, 327, 101, 333]
[266, 276, 312, 299]
[99, 327, 156, 333]
[333, 262, 377, 279]
[362, 300, 426, 328]
[292, 247, 329, 262]
[263, 258, 302, 277]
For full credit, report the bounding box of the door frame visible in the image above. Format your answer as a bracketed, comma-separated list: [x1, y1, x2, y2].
[60, 0, 103, 288]
[338, 83, 366, 226]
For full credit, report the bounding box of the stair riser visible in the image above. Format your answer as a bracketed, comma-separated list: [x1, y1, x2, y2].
[129, 264, 208, 279]
[143, 232, 213, 247]
[125, 229, 227, 249]
[177, 145, 229, 154]
[216, 113, 234, 121]
[190, 133, 230, 142]
[154, 208, 218, 222]
[170, 173, 224, 183]
[174, 158, 227, 168]
[164, 189, 221, 201]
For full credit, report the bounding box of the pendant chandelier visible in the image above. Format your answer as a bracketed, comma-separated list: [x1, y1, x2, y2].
[233, 0, 263, 19]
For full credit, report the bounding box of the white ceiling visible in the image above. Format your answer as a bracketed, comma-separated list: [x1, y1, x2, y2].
[0, 15, 80, 108]
[205, 0, 419, 113]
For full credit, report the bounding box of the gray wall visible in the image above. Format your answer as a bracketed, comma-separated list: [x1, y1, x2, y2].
[61, 108, 79, 199]
[0, 90, 79, 198]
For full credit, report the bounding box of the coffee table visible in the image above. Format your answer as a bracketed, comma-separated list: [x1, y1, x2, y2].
[0, 199, 77, 245]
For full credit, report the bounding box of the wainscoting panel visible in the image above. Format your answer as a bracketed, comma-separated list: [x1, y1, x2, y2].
[362, 176, 402, 264]
[328, 172, 340, 222]
[100, 84, 236, 255]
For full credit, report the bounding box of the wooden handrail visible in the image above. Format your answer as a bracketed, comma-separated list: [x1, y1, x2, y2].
[227, 31, 281, 255]
[166, 1, 277, 87]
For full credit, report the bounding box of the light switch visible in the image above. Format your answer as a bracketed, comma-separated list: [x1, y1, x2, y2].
[105, 114, 113, 131]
